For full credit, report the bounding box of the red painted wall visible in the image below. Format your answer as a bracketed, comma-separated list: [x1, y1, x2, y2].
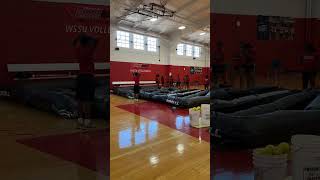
[2, 1, 109, 84]
[110, 61, 209, 88]
[211, 13, 309, 75]
[311, 19, 320, 50]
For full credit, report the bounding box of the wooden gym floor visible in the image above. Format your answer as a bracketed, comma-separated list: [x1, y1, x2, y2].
[0, 100, 108, 180]
[110, 86, 210, 180]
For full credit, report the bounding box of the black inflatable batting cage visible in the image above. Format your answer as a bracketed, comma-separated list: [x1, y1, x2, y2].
[211, 88, 320, 148]
[9, 77, 109, 120]
[113, 86, 210, 108]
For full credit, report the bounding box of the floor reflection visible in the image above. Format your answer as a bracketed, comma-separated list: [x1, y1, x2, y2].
[176, 144, 185, 155]
[118, 101, 210, 142]
[149, 155, 160, 166]
[118, 121, 158, 149]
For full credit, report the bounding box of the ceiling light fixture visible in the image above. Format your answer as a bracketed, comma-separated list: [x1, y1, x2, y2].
[200, 32, 206, 36]
[178, 26, 186, 30]
[150, 18, 158, 22]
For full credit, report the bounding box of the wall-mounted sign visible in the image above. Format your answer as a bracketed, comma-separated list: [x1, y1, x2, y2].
[64, 5, 109, 34]
[65, 24, 108, 34]
[65, 6, 108, 22]
[257, 15, 295, 40]
[190, 67, 202, 74]
[130, 63, 151, 73]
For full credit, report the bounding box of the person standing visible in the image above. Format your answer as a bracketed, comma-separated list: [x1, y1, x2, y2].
[204, 75, 209, 90]
[212, 41, 226, 88]
[161, 75, 165, 87]
[73, 33, 98, 129]
[169, 73, 174, 87]
[185, 75, 190, 89]
[176, 74, 181, 88]
[155, 74, 160, 89]
[242, 43, 256, 89]
[133, 72, 141, 100]
[271, 58, 281, 87]
[301, 43, 318, 89]
[231, 50, 242, 88]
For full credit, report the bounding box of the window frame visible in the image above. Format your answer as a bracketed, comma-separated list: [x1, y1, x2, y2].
[116, 30, 130, 48]
[147, 36, 157, 52]
[193, 46, 201, 58]
[177, 43, 185, 56]
[132, 33, 145, 50]
[185, 44, 193, 57]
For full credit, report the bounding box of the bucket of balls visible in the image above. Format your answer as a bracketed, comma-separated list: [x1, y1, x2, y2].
[291, 135, 320, 180]
[253, 143, 290, 180]
[189, 106, 201, 128]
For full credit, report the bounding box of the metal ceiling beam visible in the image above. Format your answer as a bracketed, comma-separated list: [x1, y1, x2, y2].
[175, 0, 198, 12]
[147, 0, 198, 31]
[114, 0, 145, 24]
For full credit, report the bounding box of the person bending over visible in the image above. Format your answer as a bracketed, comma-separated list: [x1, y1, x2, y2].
[301, 43, 318, 89]
[73, 33, 98, 129]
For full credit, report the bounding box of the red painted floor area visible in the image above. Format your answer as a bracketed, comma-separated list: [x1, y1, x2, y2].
[17, 129, 109, 176]
[117, 101, 210, 142]
[212, 150, 254, 179]
[118, 101, 257, 179]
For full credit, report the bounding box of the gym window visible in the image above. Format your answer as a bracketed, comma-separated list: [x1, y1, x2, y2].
[133, 34, 145, 50]
[116, 31, 130, 48]
[177, 44, 184, 55]
[194, 46, 201, 58]
[147, 37, 157, 52]
[186, 45, 193, 56]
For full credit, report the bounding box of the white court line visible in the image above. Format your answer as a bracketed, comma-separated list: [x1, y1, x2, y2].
[112, 81, 156, 85]
[7, 62, 109, 72]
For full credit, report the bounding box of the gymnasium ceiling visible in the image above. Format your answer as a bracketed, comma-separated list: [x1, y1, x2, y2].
[110, 0, 210, 45]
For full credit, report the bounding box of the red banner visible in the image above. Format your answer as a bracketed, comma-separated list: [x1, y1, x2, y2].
[130, 63, 152, 73]
[65, 5, 108, 22]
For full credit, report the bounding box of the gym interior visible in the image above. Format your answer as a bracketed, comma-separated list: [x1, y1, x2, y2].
[211, 0, 320, 179]
[110, 0, 210, 179]
[1, 0, 109, 179]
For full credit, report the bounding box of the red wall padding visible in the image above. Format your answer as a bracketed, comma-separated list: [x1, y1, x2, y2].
[1, 1, 109, 84]
[110, 61, 209, 88]
[211, 13, 309, 76]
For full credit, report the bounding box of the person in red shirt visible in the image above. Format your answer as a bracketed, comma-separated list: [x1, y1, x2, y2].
[212, 41, 226, 88]
[241, 43, 256, 89]
[73, 33, 98, 129]
[155, 74, 160, 89]
[133, 72, 141, 100]
[176, 74, 181, 88]
[161, 75, 165, 87]
[169, 73, 174, 87]
[204, 75, 209, 90]
[231, 50, 242, 88]
[301, 43, 318, 89]
[184, 75, 190, 89]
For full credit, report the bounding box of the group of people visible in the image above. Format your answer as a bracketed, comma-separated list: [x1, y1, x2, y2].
[131, 72, 210, 101]
[155, 74, 191, 89]
[155, 73, 209, 90]
[212, 41, 319, 90]
[212, 41, 256, 89]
